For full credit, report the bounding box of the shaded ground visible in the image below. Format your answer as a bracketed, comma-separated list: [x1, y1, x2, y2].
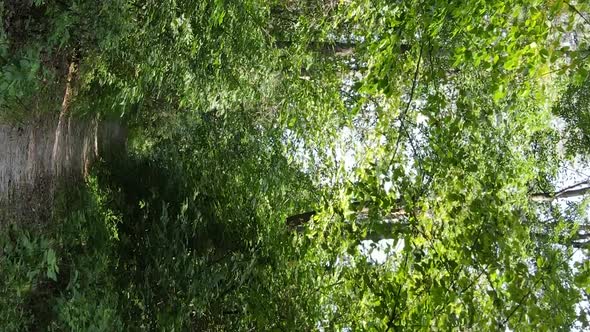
[0, 114, 126, 225]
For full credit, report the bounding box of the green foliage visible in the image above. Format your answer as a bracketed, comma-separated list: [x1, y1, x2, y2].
[0, 227, 53, 331]
[0, 178, 123, 330]
[554, 75, 590, 158]
[2, 0, 590, 330]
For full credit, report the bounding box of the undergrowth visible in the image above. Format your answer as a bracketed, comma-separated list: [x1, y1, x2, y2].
[0, 176, 122, 331]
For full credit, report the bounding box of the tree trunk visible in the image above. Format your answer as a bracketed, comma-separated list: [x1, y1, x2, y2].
[530, 181, 590, 202]
[286, 182, 590, 242]
[275, 41, 355, 57]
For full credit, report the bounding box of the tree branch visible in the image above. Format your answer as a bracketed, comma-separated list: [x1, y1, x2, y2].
[390, 42, 424, 165]
[564, 1, 590, 26]
[499, 276, 543, 328]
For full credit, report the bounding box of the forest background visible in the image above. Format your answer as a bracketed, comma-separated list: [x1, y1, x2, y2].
[1, 0, 590, 331]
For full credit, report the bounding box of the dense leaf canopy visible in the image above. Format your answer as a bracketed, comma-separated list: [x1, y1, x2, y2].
[1, 0, 590, 331]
